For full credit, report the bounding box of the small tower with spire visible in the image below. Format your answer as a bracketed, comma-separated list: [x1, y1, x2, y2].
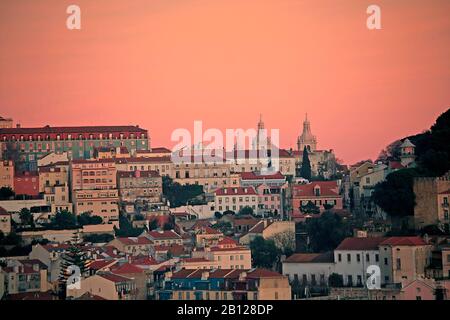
[254, 114, 271, 151]
[400, 138, 416, 168]
[297, 113, 317, 152]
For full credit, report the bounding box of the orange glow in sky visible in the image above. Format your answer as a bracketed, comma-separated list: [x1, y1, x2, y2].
[0, 0, 449, 164]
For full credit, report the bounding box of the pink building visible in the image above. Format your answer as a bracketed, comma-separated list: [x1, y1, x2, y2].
[291, 181, 343, 215]
[14, 171, 40, 197]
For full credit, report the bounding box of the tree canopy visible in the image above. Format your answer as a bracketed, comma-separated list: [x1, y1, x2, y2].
[162, 176, 204, 207]
[300, 146, 312, 180]
[304, 211, 352, 252]
[249, 236, 280, 269]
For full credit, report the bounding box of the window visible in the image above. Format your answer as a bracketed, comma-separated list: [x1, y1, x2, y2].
[347, 275, 353, 286]
[384, 258, 388, 265]
[366, 254, 370, 262]
[356, 254, 361, 263]
[396, 258, 401, 270]
[338, 253, 342, 262]
[347, 254, 351, 263]
[375, 254, 379, 262]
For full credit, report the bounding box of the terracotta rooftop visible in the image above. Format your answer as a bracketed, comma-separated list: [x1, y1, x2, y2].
[336, 237, 388, 251]
[240, 171, 285, 181]
[215, 187, 258, 196]
[98, 273, 133, 283]
[0, 125, 146, 134]
[111, 262, 145, 274]
[380, 236, 428, 246]
[284, 252, 334, 263]
[147, 230, 181, 240]
[292, 181, 340, 197]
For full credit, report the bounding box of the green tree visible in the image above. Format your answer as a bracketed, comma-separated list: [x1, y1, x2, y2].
[77, 212, 103, 226]
[51, 210, 78, 229]
[114, 213, 144, 237]
[305, 211, 352, 252]
[162, 176, 204, 207]
[250, 236, 280, 269]
[83, 233, 114, 243]
[214, 212, 223, 220]
[0, 187, 14, 200]
[148, 219, 159, 231]
[300, 201, 320, 215]
[19, 208, 34, 226]
[372, 169, 417, 218]
[238, 206, 253, 216]
[328, 273, 344, 287]
[300, 146, 312, 180]
[212, 221, 233, 235]
[59, 233, 89, 299]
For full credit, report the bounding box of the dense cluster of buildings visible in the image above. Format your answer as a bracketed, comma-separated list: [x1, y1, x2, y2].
[0, 114, 449, 301]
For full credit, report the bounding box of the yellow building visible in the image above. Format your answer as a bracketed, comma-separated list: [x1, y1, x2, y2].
[0, 160, 14, 189]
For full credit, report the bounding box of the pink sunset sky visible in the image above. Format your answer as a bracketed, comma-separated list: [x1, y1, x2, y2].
[0, 0, 449, 164]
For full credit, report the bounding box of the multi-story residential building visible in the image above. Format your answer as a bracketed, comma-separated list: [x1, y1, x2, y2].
[70, 273, 138, 300]
[0, 125, 149, 171]
[0, 206, 11, 235]
[214, 187, 258, 214]
[256, 184, 286, 217]
[379, 236, 432, 287]
[239, 220, 295, 250]
[136, 147, 172, 158]
[240, 171, 286, 188]
[14, 171, 40, 197]
[1, 260, 48, 295]
[291, 181, 343, 215]
[43, 183, 72, 214]
[0, 160, 14, 189]
[334, 237, 387, 287]
[146, 230, 183, 246]
[107, 236, 154, 256]
[182, 237, 252, 270]
[282, 252, 335, 290]
[29, 243, 70, 283]
[115, 156, 172, 176]
[117, 170, 162, 203]
[193, 225, 224, 248]
[110, 263, 151, 300]
[38, 165, 68, 193]
[70, 159, 119, 224]
[414, 171, 450, 230]
[158, 268, 291, 300]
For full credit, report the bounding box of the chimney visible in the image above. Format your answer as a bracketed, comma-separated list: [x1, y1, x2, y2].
[201, 271, 209, 281]
[239, 271, 247, 281]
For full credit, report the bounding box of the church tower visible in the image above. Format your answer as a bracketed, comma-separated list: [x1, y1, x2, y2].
[254, 114, 271, 151]
[297, 113, 317, 152]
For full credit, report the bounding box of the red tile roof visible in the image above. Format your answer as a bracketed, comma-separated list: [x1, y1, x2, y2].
[116, 237, 153, 245]
[284, 252, 334, 263]
[98, 273, 133, 283]
[215, 187, 257, 196]
[194, 225, 222, 235]
[336, 237, 387, 251]
[111, 263, 145, 274]
[147, 230, 181, 240]
[292, 181, 340, 197]
[438, 189, 450, 195]
[380, 236, 427, 246]
[88, 259, 117, 271]
[0, 125, 146, 134]
[0, 206, 9, 216]
[247, 268, 283, 278]
[240, 171, 285, 180]
[217, 237, 238, 246]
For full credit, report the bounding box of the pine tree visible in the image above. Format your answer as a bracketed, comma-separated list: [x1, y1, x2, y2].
[58, 233, 90, 299]
[300, 146, 312, 180]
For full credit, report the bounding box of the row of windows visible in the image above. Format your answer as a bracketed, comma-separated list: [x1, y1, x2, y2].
[2, 133, 146, 141]
[337, 252, 380, 263]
